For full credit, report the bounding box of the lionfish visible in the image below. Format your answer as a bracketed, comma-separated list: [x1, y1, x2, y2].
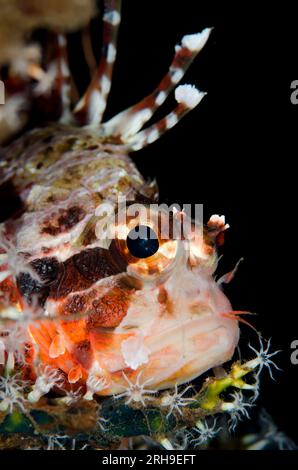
[0, 0, 241, 405]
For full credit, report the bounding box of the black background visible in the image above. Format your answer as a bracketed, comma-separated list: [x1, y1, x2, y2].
[1, 0, 298, 446]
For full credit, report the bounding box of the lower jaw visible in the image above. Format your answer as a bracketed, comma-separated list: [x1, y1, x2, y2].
[97, 323, 240, 395]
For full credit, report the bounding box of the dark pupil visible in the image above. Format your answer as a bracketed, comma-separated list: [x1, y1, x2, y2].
[126, 225, 159, 259]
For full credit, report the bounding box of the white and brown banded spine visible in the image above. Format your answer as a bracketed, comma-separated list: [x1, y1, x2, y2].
[56, 34, 72, 123]
[100, 28, 212, 142]
[126, 85, 207, 151]
[74, 0, 122, 125]
[1, 2, 212, 159]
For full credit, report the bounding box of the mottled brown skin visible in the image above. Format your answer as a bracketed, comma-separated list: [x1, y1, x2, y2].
[41, 206, 86, 236]
[86, 287, 131, 329]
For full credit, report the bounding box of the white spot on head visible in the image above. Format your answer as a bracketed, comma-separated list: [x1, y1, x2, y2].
[155, 91, 166, 106]
[103, 10, 121, 25]
[121, 334, 150, 370]
[106, 43, 117, 63]
[181, 28, 212, 52]
[170, 67, 184, 84]
[175, 84, 206, 108]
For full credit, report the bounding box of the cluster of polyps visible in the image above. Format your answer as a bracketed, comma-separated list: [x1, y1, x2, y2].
[0, 373, 28, 413]
[28, 365, 64, 403]
[115, 371, 157, 407]
[0, 230, 41, 285]
[190, 418, 222, 447]
[160, 384, 195, 417]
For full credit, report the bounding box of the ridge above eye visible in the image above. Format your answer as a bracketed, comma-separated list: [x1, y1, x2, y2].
[126, 225, 159, 259]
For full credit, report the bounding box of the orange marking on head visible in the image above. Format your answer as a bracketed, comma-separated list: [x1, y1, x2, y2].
[157, 287, 173, 314]
[60, 318, 88, 344]
[86, 287, 131, 329]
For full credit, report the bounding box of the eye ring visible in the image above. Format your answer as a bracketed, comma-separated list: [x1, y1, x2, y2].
[110, 204, 183, 283]
[126, 225, 159, 259]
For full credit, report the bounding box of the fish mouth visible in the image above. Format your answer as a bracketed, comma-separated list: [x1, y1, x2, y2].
[92, 314, 240, 395]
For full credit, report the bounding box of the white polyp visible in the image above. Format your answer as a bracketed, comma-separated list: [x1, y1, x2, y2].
[28, 389, 42, 403]
[165, 113, 179, 129]
[191, 418, 222, 446]
[106, 43, 117, 64]
[115, 371, 156, 406]
[103, 10, 121, 25]
[181, 28, 212, 52]
[160, 438, 175, 450]
[160, 384, 195, 418]
[60, 388, 82, 406]
[222, 402, 235, 412]
[0, 399, 9, 412]
[35, 377, 52, 394]
[170, 67, 184, 84]
[6, 351, 15, 373]
[83, 373, 108, 400]
[28, 367, 62, 403]
[175, 84, 206, 109]
[83, 391, 94, 401]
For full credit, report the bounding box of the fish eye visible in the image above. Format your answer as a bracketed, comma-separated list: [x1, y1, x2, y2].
[126, 225, 159, 259]
[110, 205, 182, 282]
